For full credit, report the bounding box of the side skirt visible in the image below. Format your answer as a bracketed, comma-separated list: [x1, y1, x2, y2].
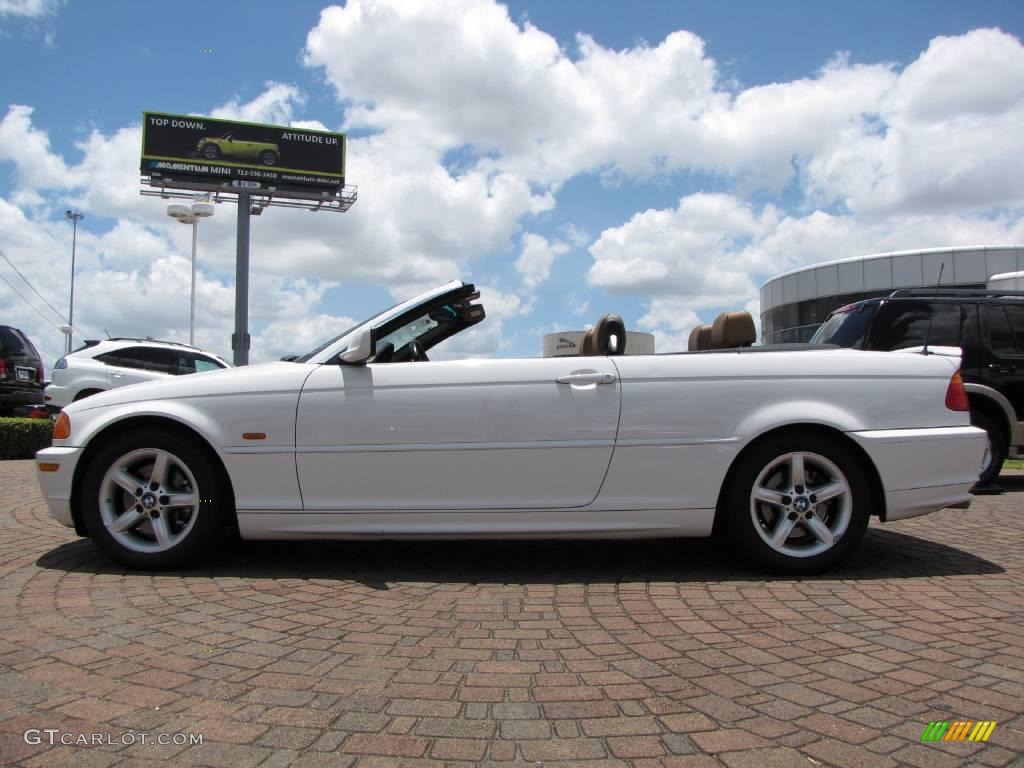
[237, 508, 716, 540]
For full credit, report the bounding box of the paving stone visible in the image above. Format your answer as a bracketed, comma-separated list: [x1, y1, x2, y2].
[0, 460, 1021, 768]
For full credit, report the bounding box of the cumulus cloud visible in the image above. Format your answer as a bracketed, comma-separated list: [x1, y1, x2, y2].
[515, 232, 569, 289]
[0, 0, 57, 18]
[210, 82, 306, 125]
[1, 5, 1023, 365]
[588, 193, 771, 302]
[0, 106, 73, 190]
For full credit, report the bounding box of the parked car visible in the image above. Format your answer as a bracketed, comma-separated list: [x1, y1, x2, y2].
[810, 288, 1024, 483]
[45, 338, 230, 410]
[37, 281, 983, 573]
[196, 132, 279, 166]
[0, 324, 44, 416]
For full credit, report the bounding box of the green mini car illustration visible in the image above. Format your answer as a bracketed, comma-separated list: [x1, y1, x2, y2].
[196, 132, 279, 166]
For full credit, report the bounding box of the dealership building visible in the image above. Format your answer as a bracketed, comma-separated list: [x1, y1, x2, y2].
[759, 245, 1024, 344]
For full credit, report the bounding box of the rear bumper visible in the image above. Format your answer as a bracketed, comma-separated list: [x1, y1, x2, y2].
[0, 385, 43, 406]
[848, 425, 985, 522]
[35, 446, 83, 528]
[43, 383, 75, 409]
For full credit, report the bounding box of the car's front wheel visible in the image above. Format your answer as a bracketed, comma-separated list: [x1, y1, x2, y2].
[723, 432, 870, 573]
[81, 430, 229, 569]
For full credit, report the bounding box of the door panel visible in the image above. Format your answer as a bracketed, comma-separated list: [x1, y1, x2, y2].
[295, 358, 620, 510]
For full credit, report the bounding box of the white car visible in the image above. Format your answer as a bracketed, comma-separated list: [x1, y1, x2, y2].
[45, 338, 230, 409]
[36, 281, 985, 573]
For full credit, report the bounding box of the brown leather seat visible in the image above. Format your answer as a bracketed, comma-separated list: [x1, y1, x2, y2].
[710, 311, 756, 348]
[688, 324, 712, 351]
[581, 314, 627, 355]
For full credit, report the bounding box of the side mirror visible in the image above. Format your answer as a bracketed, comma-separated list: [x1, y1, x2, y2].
[339, 327, 374, 364]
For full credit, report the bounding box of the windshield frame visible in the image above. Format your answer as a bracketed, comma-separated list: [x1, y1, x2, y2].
[295, 280, 466, 364]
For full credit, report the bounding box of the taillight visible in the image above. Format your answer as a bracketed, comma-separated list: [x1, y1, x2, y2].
[945, 370, 970, 411]
[35, 364, 43, 381]
[0, 359, 6, 378]
[53, 412, 71, 440]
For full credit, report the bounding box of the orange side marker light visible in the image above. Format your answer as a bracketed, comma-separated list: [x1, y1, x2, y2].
[53, 412, 71, 440]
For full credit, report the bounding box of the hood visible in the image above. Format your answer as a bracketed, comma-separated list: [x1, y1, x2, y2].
[66, 361, 316, 414]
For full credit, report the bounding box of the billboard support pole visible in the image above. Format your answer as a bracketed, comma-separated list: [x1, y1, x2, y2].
[232, 193, 251, 366]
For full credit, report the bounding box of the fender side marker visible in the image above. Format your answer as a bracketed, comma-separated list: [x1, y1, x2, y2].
[242, 433, 267, 440]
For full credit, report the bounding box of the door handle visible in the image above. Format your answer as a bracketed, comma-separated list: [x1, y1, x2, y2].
[555, 372, 617, 385]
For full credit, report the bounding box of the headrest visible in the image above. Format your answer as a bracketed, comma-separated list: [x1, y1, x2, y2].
[711, 311, 756, 348]
[580, 328, 595, 356]
[688, 324, 713, 351]
[593, 314, 626, 355]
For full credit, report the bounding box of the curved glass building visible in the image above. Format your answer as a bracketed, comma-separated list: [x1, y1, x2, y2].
[760, 245, 1024, 344]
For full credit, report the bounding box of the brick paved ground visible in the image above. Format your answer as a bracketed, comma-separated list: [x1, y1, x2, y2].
[0, 458, 1021, 768]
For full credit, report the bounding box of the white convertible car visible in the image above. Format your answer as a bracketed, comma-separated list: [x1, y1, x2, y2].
[37, 281, 984, 573]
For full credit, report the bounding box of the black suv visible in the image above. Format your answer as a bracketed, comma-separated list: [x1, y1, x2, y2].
[0, 324, 45, 416]
[811, 288, 1024, 483]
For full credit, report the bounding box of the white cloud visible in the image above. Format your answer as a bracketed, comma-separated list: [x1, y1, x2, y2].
[803, 29, 1024, 215]
[515, 232, 569, 289]
[0, 106, 72, 190]
[2, 10, 1023, 370]
[588, 193, 771, 303]
[210, 82, 306, 125]
[0, 0, 57, 18]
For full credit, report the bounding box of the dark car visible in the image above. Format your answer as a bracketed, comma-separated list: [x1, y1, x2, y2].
[0, 325, 45, 416]
[811, 288, 1024, 483]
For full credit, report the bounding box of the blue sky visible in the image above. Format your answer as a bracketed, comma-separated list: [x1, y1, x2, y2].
[1, 0, 1023, 368]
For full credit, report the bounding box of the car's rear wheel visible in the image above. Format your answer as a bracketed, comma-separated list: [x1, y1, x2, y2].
[202, 143, 220, 159]
[723, 432, 870, 573]
[971, 411, 1006, 485]
[81, 430, 228, 569]
[259, 150, 277, 166]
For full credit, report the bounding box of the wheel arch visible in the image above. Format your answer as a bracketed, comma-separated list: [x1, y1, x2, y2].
[712, 423, 886, 535]
[966, 388, 1013, 448]
[70, 415, 237, 537]
[73, 388, 105, 402]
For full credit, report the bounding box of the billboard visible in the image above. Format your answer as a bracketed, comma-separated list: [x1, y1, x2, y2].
[141, 112, 346, 198]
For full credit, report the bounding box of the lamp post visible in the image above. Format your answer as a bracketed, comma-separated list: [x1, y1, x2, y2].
[64, 210, 84, 354]
[166, 195, 214, 345]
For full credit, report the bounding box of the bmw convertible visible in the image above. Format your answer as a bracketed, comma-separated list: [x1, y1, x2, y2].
[36, 281, 985, 573]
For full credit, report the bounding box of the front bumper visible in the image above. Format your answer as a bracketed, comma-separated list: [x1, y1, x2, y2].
[36, 446, 83, 528]
[848, 425, 986, 522]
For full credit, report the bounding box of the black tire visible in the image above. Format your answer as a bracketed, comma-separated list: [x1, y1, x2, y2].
[202, 143, 220, 159]
[73, 388, 104, 401]
[971, 411, 1006, 485]
[722, 431, 871, 574]
[80, 429, 229, 569]
[259, 150, 278, 166]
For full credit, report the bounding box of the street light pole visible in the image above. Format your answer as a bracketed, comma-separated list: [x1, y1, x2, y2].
[167, 195, 213, 346]
[64, 210, 84, 354]
[190, 217, 198, 345]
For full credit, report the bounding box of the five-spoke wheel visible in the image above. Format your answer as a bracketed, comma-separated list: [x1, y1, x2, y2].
[82, 430, 229, 569]
[725, 432, 869, 573]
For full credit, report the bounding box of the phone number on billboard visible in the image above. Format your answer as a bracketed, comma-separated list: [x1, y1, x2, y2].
[236, 169, 278, 179]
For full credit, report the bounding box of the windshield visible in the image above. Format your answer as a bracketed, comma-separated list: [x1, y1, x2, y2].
[809, 302, 879, 348]
[292, 280, 466, 363]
